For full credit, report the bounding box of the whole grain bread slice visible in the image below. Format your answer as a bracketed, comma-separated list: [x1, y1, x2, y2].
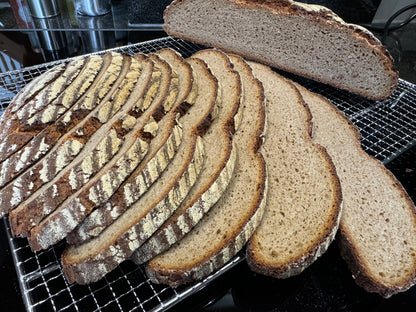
[61, 57, 216, 284]
[246, 61, 342, 279]
[132, 49, 240, 264]
[145, 55, 266, 286]
[7, 54, 155, 238]
[67, 48, 193, 245]
[295, 83, 416, 298]
[163, 0, 398, 100]
[23, 55, 172, 251]
[0, 55, 109, 191]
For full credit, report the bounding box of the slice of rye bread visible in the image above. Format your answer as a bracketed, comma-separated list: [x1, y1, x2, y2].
[66, 48, 193, 245]
[295, 83, 416, 298]
[145, 55, 266, 287]
[7, 54, 155, 238]
[61, 57, 216, 284]
[132, 49, 240, 264]
[163, 0, 398, 100]
[0, 53, 127, 218]
[0, 62, 67, 141]
[26, 55, 173, 251]
[17, 55, 170, 248]
[245, 62, 342, 279]
[30, 51, 185, 249]
[0, 56, 85, 168]
[0, 54, 110, 190]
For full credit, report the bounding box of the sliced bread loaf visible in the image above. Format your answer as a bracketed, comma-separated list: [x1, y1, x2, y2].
[24, 55, 172, 251]
[163, 0, 398, 100]
[61, 57, 216, 284]
[7, 54, 154, 239]
[0, 53, 126, 218]
[0, 55, 108, 191]
[145, 54, 266, 286]
[246, 61, 342, 278]
[132, 49, 240, 264]
[295, 83, 416, 298]
[67, 48, 193, 245]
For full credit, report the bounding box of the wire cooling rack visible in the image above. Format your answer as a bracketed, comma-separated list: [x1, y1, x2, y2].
[1, 37, 416, 312]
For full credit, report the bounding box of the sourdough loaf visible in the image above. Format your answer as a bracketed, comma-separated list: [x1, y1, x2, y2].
[145, 54, 266, 286]
[67, 48, 193, 245]
[245, 61, 342, 278]
[25, 55, 171, 251]
[0, 55, 108, 190]
[132, 49, 239, 264]
[295, 83, 416, 298]
[61, 57, 216, 284]
[0, 53, 125, 218]
[163, 0, 398, 100]
[7, 54, 152, 238]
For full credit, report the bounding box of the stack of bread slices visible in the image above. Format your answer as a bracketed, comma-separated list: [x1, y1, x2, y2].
[1, 0, 416, 299]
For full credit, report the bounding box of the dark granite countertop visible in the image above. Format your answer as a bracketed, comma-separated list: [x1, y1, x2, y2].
[0, 1, 416, 311]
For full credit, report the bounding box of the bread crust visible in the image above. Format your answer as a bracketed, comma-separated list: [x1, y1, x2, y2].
[164, 0, 398, 100]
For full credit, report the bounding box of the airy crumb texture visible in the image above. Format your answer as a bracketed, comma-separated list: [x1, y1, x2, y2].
[163, 0, 398, 100]
[296, 83, 416, 298]
[246, 61, 342, 278]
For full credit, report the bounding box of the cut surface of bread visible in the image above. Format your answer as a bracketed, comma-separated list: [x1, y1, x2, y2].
[67, 48, 192, 245]
[295, 83, 416, 298]
[163, 0, 398, 100]
[61, 57, 216, 284]
[145, 55, 266, 286]
[246, 61, 342, 278]
[132, 49, 239, 264]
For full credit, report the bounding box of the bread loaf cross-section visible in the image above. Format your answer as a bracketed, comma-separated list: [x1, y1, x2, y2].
[61, 57, 216, 284]
[24, 55, 173, 251]
[132, 49, 240, 264]
[163, 0, 398, 100]
[145, 54, 266, 286]
[246, 61, 342, 279]
[7, 54, 153, 239]
[295, 83, 416, 298]
[67, 48, 193, 245]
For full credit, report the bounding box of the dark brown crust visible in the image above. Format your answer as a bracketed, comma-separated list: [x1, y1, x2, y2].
[163, 0, 398, 100]
[245, 73, 342, 278]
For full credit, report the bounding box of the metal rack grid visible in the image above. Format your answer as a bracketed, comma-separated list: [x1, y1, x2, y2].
[1, 36, 416, 312]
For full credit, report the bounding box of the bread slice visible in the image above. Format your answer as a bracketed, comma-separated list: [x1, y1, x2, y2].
[295, 83, 416, 298]
[132, 49, 240, 264]
[0, 55, 109, 191]
[245, 61, 342, 278]
[0, 53, 126, 218]
[61, 57, 216, 284]
[145, 54, 266, 286]
[0, 61, 66, 143]
[7, 54, 154, 239]
[66, 48, 193, 245]
[163, 0, 398, 100]
[24, 55, 173, 251]
[0, 58, 84, 162]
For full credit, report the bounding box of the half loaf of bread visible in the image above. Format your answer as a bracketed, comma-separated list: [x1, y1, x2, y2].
[163, 0, 398, 100]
